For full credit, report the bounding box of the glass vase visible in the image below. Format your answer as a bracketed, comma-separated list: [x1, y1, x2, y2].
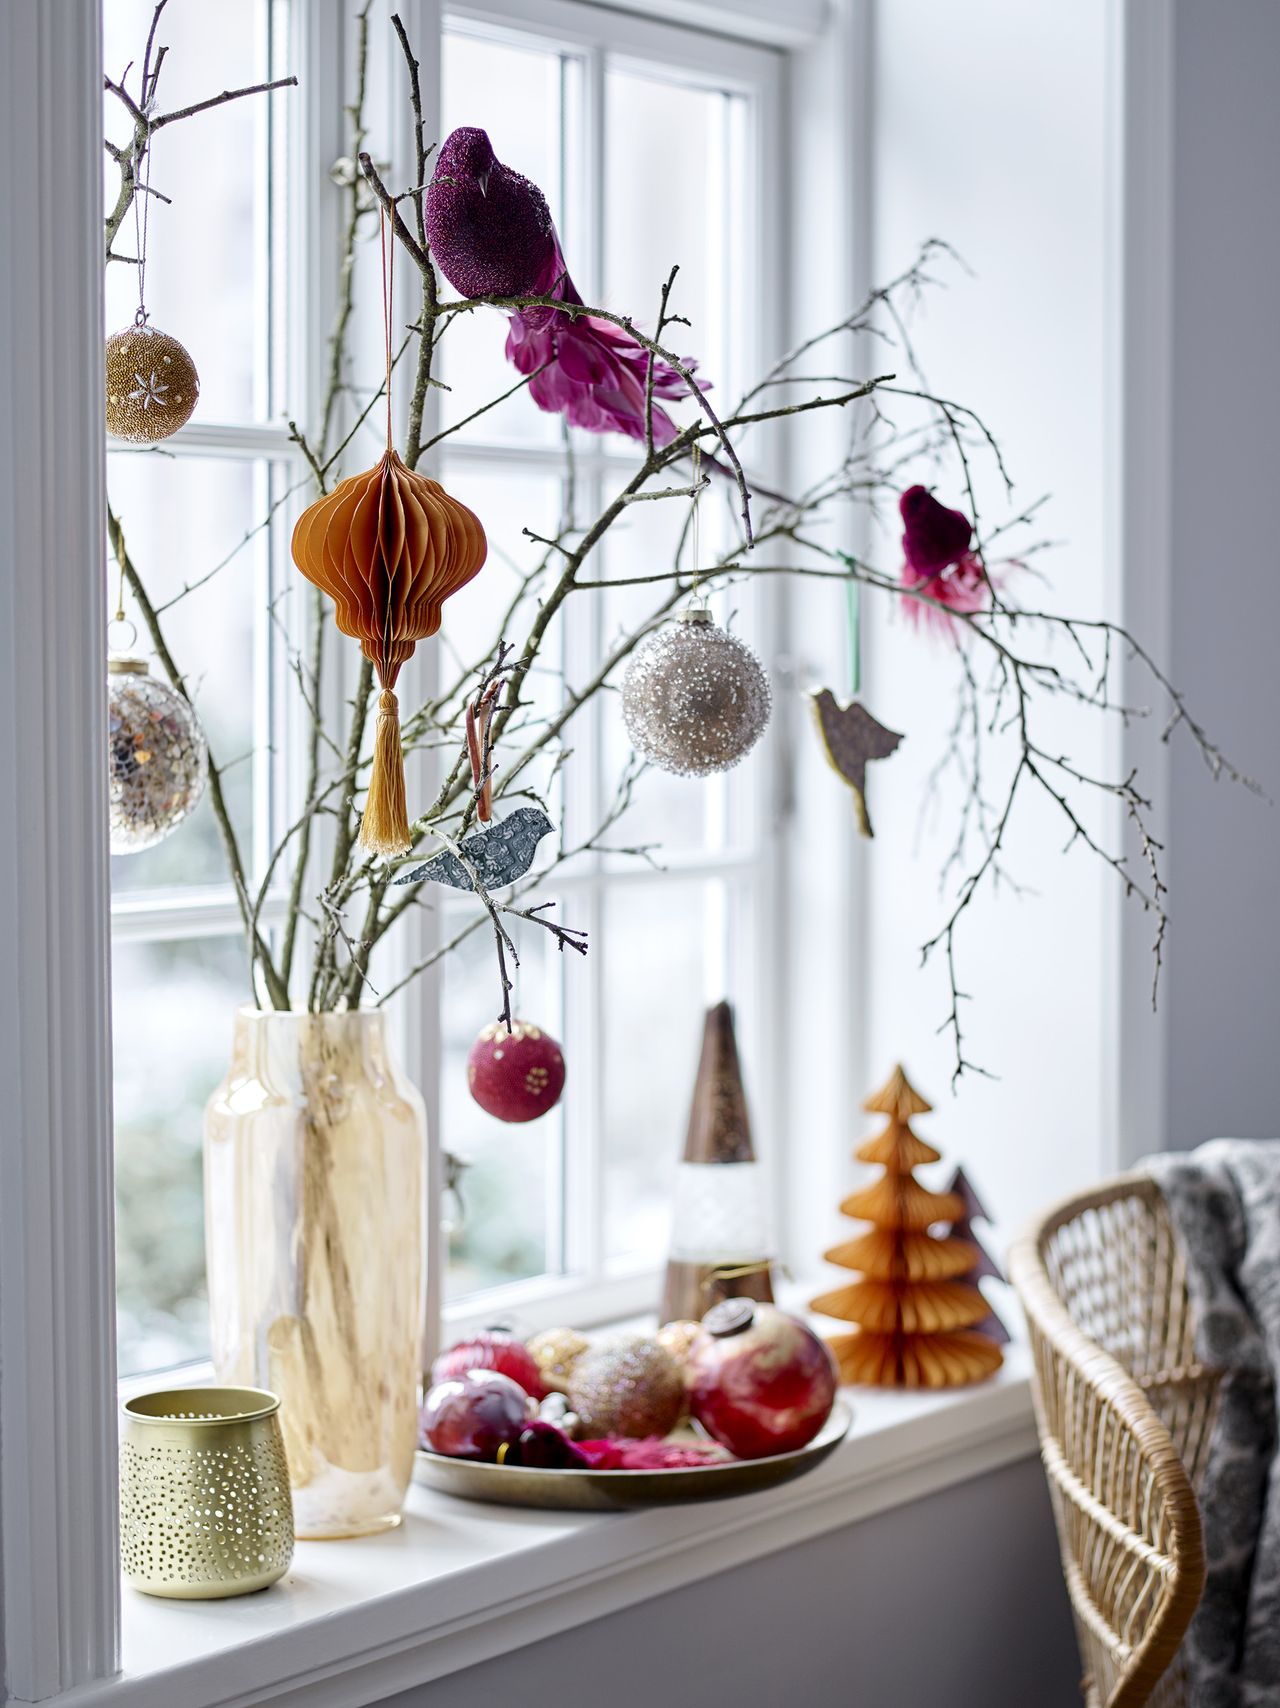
[204, 1007, 426, 1539]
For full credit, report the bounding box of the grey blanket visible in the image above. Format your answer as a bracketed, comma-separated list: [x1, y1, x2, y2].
[1144, 1139, 1280, 1708]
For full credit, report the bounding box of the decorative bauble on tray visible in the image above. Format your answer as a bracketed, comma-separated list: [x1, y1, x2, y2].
[567, 1335, 685, 1440]
[107, 653, 208, 853]
[430, 1328, 548, 1399]
[415, 1307, 850, 1511]
[527, 1327, 590, 1390]
[687, 1299, 837, 1459]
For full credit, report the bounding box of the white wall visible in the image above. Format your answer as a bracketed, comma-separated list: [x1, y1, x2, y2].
[1161, 0, 1280, 1153]
[859, 0, 1115, 1249]
[381, 1459, 1078, 1708]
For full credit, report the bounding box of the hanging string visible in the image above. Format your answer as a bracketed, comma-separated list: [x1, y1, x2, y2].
[108, 554, 138, 655]
[131, 116, 154, 324]
[380, 205, 395, 451]
[690, 441, 704, 605]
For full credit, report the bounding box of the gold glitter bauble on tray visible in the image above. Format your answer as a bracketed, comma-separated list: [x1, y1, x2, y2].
[527, 1327, 591, 1391]
[106, 321, 200, 444]
[108, 655, 208, 854]
[656, 1319, 703, 1370]
[566, 1335, 685, 1438]
[621, 607, 772, 777]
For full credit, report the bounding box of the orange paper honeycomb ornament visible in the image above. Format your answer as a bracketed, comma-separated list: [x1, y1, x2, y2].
[291, 451, 487, 854]
[810, 1064, 1003, 1389]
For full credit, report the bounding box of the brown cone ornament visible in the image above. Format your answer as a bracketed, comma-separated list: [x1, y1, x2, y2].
[291, 450, 487, 854]
[660, 1001, 775, 1324]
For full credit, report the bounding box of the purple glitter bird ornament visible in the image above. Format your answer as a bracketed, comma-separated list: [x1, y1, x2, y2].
[427, 127, 698, 444]
[898, 485, 988, 633]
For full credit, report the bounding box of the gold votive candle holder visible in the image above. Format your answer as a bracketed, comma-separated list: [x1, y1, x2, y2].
[120, 1386, 294, 1599]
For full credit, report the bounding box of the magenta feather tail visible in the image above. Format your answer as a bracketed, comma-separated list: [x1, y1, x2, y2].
[504, 243, 700, 445]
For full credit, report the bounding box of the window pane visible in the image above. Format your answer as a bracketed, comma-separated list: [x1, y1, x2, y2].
[114, 935, 248, 1375]
[601, 878, 724, 1268]
[107, 454, 272, 893]
[605, 70, 745, 438]
[439, 29, 568, 445]
[103, 0, 282, 422]
[600, 492, 727, 855]
[436, 462, 568, 827]
[441, 909, 564, 1299]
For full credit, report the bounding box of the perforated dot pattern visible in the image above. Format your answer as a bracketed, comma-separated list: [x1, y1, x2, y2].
[120, 1418, 294, 1597]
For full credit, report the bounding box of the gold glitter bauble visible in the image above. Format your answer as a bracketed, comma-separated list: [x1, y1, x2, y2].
[656, 1319, 702, 1371]
[567, 1335, 685, 1439]
[108, 657, 208, 853]
[106, 322, 200, 443]
[527, 1327, 590, 1390]
[621, 608, 771, 777]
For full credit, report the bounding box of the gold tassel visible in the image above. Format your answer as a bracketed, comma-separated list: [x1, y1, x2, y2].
[360, 689, 411, 856]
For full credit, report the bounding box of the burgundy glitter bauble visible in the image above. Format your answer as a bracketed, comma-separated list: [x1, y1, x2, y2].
[467, 1019, 566, 1124]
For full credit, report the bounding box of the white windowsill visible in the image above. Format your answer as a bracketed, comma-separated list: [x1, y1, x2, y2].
[56, 1344, 1036, 1708]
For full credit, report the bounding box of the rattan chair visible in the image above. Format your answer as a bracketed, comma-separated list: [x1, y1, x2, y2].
[1009, 1174, 1222, 1708]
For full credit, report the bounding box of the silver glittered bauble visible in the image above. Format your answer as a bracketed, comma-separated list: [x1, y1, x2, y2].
[566, 1334, 685, 1439]
[621, 608, 771, 777]
[107, 656, 208, 854]
[105, 322, 200, 444]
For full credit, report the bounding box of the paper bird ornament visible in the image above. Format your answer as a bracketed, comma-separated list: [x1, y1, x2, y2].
[810, 689, 904, 838]
[395, 806, 554, 892]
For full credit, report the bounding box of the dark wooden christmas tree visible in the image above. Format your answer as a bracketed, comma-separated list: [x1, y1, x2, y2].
[940, 1165, 1011, 1346]
[810, 1065, 1004, 1388]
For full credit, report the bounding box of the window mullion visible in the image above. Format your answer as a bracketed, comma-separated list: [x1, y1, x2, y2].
[558, 14, 604, 1278]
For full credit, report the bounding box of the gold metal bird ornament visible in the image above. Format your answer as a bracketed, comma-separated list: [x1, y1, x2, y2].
[810, 689, 904, 839]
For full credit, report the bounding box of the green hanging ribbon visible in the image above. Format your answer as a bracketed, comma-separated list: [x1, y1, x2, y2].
[846, 574, 861, 698]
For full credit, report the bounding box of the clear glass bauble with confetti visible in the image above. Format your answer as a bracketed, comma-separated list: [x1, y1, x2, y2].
[621, 607, 772, 777]
[108, 654, 208, 854]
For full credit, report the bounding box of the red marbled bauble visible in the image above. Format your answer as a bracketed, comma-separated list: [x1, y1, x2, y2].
[467, 1019, 566, 1124]
[688, 1300, 837, 1459]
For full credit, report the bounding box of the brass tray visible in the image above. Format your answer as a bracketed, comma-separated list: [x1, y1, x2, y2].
[412, 1402, 852, 1511]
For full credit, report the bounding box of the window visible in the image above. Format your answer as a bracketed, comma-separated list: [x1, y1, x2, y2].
[105, 0, 300, 1374]
[431, 9, 781, 1330]
[106, 0, 783, 1372]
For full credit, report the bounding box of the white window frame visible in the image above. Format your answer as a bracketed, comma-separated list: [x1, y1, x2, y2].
[8, 0, 1094, 1697]
[101, 0, 790, 1384]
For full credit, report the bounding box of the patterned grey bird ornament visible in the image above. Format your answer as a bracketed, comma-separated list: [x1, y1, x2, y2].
[395, 806, 554, 892]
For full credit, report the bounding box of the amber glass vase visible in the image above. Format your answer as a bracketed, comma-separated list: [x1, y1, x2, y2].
[204, 1008, 426, 1538]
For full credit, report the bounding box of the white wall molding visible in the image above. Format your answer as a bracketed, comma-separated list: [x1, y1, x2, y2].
[0, 1, 119, 1701]
[777, 0, 870, 1283]
[1107, 0, 1174, 1166]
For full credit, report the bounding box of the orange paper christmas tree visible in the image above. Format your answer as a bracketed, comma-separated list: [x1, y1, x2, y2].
[810, 1065, 1004, 1389]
